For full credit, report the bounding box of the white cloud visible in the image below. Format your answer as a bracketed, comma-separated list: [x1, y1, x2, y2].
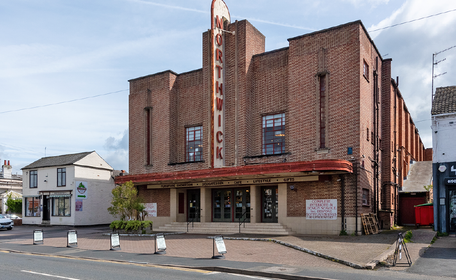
[342, 0, 389, 8]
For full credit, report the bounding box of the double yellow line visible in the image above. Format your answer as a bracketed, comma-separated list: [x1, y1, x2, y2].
[0, 250, 212, 274]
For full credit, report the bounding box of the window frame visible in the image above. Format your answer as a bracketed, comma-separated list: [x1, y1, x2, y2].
[29, 170, 38, 188]
[362, 188, 370, 206]
[57, 168, 66, 187]
[25, 197, 41, 217]
[52, 197, 71, 217]
[185, 126, 203, 162]
[262, 113, 286, 155]
[363, 60, 369, 81]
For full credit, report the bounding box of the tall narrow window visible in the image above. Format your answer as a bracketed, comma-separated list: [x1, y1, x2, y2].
[30, 170, 37, 188]
[186, 126, 203, 162]
[145, 107, 152, 165]
[362, 189, 370, 206]
[363, 60, 369, 80]
[262, 113, 285, 155]
[319, 75, 326, 148]
[57, 168, 66, 187]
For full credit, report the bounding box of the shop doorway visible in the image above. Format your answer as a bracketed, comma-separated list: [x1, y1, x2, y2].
[42, 195, 50, 221]
[213, 189, 232, 222]
[213, 188, 250, 222]
[448, 188, 456, 232]
[187, 189, 200, 222]
[262, 186, 278, 223]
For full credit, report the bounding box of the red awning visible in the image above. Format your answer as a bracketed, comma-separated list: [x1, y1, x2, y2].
[115, 159, 353, 185]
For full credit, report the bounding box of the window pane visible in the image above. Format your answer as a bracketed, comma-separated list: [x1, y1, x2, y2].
[262, 114, 285, 155]
[186, 126, 203, 162]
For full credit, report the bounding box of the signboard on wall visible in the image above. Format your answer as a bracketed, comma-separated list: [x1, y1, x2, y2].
[145, 203, 157, 217]
[75, 199, 83, 211]
[211, 0, 230, 168]
[75, 181, 88, 199]
[306, 199, 337, 220]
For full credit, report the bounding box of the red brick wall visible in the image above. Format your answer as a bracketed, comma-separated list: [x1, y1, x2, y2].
[138, 187, 170, 217]
[128, 19, 428, 221]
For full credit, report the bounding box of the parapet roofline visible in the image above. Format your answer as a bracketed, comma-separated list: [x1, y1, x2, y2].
[288, 20, 383, 62]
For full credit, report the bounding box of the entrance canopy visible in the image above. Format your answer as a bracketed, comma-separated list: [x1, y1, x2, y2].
[115, 160, 352, 187]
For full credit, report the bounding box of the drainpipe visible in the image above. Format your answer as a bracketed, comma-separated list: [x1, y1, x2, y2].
[340, 174, 345, 233]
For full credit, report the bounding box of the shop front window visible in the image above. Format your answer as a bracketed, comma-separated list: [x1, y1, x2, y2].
[25, 197, 41, 217]
[52, 197, 71, 216]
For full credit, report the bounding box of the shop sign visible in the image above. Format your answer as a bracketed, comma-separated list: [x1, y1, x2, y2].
[145, 203, 157, 217]
[75, 199, 83, 212]
[306, 199, 337, 220]
[75, 181, 88, 199]
[445, 178, 456, 185]
[147, 176, 319, 189]
[211, 0, 230, 168]
[214, 236, 227, 254]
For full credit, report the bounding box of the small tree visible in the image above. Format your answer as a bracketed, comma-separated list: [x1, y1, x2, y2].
[108, 181, 145, 221]
[5, 193, 22, 214]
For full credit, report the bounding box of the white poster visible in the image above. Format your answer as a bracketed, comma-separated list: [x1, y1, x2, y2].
[75, 181, 88, 200]
[214, 236, 227, 254]
[145, 203, 157, 217]
[111, 233, 120, 248]
[34, 231, 43, 242]
[156, 234, 166, 251]
[306, 199, 337, 220]
[68, 231, 77, 245]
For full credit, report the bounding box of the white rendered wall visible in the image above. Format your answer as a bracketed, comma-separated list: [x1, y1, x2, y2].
[73, 165, 116, 225]
[432, 114, 456, 163]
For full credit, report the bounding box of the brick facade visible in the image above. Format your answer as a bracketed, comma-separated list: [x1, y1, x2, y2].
[119, 17, 428, 234]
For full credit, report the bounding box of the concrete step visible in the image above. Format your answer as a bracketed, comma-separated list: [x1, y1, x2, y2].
[156, 222, 294, 235]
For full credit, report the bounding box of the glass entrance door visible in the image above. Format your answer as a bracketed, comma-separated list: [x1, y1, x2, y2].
[213, 189, 232, 222]
[262, 187, 278, 223]
[449, 189, 456, 232]
[235, 189, 250, 222]
[187, 189, 200, 222]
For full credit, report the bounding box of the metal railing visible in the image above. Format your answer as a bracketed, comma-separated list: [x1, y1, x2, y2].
[187, 211, 200, 232]
[238, 211, 249, 233]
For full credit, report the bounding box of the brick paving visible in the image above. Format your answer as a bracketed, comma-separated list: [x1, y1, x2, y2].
[9, 233, 350, 269]
[4, 226, 437, 271]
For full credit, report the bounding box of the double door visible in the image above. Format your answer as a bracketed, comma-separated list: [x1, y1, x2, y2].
[213, 188, 250, 222]
[262, 187, 278, 223]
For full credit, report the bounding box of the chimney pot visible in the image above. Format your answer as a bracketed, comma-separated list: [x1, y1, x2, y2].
[7, 160, 10, 166]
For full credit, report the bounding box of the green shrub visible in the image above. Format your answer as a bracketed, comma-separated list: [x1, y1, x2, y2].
[109, 220, 126, 231]
[124, 220, 142, 231]
[339, 229, 348, 236]
[110, 220, 153, 233]
[404, 230, 413, 243]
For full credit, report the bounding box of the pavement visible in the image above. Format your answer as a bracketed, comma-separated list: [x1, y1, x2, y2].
[0, 225, 454, 279]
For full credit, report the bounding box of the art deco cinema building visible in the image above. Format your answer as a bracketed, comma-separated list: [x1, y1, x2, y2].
[116, 0, 427, 234]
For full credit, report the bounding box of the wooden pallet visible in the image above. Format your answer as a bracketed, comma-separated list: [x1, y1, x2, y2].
[361, 213, 379, 235]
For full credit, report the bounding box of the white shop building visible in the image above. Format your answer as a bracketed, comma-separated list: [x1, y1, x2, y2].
[22, 151, 116, 226]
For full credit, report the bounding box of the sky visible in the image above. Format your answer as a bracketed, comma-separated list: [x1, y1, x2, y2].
[1, 0, 455, 175]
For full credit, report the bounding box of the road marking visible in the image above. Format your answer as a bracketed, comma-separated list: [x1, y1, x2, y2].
[2, 250, 211, 274]
[21, 270, 80, 280]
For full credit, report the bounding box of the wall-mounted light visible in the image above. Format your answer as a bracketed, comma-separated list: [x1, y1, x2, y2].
[289, 185, 296, 191]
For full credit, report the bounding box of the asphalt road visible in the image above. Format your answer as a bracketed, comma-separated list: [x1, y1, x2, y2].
[0, 226, 453, 280]
[0, 251, 273, 280]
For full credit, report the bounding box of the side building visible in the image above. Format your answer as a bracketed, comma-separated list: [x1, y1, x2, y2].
[432, 86, 456, 233]
[22, 151, 116, 226]
[116, 1, 427, 235]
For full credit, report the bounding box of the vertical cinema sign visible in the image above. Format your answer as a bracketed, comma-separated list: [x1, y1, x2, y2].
[211, 0, 230, 168]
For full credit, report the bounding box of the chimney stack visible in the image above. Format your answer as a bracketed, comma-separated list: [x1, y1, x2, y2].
[1, 160, 12, 179]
